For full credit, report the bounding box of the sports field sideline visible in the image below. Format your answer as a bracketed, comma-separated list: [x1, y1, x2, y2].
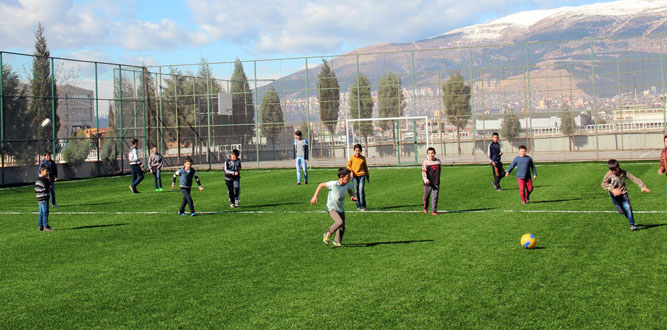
[1, 162, 666, 328]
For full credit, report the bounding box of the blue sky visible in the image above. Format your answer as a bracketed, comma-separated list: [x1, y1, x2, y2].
[0, 0, 616, 66]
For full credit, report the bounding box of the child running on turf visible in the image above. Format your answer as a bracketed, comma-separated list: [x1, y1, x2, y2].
[347, 143, 370, 211]
[294, 130, 309, 185]
[505, 145, 537, 204]
[422, 147, 442, 215]
[311, 167, 357, 248]
[224, 149, 242, 208]
[601, 159, 651, 231]
[35, 164, 53, 232]
[657, 134, 667, 197]
[148, 146, 163, 191]
[172, 157, 204, 216]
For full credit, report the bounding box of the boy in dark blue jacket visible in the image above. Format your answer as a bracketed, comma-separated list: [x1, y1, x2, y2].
[505, 145, 537, 204]
[171, 158, 204, 216]
[225, 149, 242, 208]
[487, 132, 504, 191]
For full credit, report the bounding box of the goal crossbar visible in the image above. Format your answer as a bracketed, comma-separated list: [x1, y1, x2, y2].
[345, 116, 429, 160]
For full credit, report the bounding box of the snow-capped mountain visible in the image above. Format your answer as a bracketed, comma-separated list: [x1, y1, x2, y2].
[434, 0, 666, 44]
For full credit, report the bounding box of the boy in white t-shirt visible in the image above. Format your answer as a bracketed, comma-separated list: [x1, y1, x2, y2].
[310, 167, 357, 247]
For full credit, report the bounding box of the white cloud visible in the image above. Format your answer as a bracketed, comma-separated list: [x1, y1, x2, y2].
[0, 0, 210, 53]
[186, 0, 608, 55]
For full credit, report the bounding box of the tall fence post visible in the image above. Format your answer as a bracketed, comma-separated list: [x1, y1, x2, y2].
[305, 57, 311, 169]
[119, 65, 125, 174]
[0, 52, 4, 185]
[591, 40, 599, 161]
[94, 62, 100, 176]
[254, 60, 259, 167]
[469, 47, 477, 163]
[206, 64, 212, 170]
[141, 67, 147, 166]
[660, 37, 666, 134]
[50, 57, 57, 158]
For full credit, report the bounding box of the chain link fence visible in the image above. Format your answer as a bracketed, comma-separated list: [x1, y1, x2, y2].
[1, 34, 666, 185]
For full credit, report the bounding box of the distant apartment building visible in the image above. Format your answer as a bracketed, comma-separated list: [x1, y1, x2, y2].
[21, 83, 95, 138]
[57, 85, 94, 138]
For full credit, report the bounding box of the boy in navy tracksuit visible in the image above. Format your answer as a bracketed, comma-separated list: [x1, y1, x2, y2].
[35, 164, 53, 231]
[505, 145, 537, 204]
[487, 132, 504, 191]
[225, 149, 242, 208]
[171, 157, 204, 216]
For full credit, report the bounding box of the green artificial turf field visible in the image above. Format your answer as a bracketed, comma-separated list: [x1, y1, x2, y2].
[1, 162, 666, 328]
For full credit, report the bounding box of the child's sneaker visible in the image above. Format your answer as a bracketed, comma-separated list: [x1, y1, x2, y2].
[359, 208, 367, 212]
[630, 225, 638, 231]
[235, 200, 240, 207]
[423, 209, 428, 213]
[332, 241, 343, 248]
[52, 204, 58, 207]
[431, 211, 438, 216]
[155, 189, 159, 192]
[191, 212, 196, 217]
[323, 232, 331, 245]
[178, 212, 186, 216]
[230, 204, 235, 208]
[43, 227, 53, 232]
[38, 226, 44, 231]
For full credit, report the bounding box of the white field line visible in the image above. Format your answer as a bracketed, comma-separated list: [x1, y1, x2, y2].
[504, 209, 667, 214]
[639, 151, 651, 159]
[0, 209, 489, 215]
[2, 209, 667, 216]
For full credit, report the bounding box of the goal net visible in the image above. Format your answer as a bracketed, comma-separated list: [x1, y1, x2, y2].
[345, 116, 429, 165]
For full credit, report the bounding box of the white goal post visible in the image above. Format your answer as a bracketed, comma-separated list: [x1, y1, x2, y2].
[345, 116, 429, 160]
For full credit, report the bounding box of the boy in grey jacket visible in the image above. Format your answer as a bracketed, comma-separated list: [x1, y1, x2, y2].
[148, 146, 164, 191]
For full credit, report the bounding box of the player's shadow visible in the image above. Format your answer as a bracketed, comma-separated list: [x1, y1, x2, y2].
[636, 223, 667, 230]
[344, 239, 434, 247]
[246, 202, 301, 208]
[63, 202, 115, 207]
[379, 204, 423, 210]
[443, 207, 494, 213]
[59, 223, 130, 231]
[529, 198, 580, 204]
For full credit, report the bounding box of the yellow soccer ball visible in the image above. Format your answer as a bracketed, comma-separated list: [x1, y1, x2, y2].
[521, 233, 537, 249]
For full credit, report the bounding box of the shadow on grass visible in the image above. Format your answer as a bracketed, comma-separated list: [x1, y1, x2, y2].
[442, 207, 495, 213]
[59, 223, 130, 231]
[245, 202, 301, 208]
[529, 198, 580, 204]
[62, 202, 115, 207]
[636, 223, 667, 230]
[343, 239, 434, 248]
[379, 204, 423, 210]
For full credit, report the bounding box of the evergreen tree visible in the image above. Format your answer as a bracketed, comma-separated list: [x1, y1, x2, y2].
[230, 59, 255, 142]
[442, 72, 471, 155]
[112, 71, 137, 136]
[1, 64, 29, 161]
[141, 67, 158, 149]
[107, 103, 115, 129]
[317, 60, 340, 157]
[378, 72, 406, 149]
[29, 23, 60, 158]
[349, 73, 373, 148]
[501, 110, 521, 145]
[259, 86, 284, 146]
[559, 102, 576, 151]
